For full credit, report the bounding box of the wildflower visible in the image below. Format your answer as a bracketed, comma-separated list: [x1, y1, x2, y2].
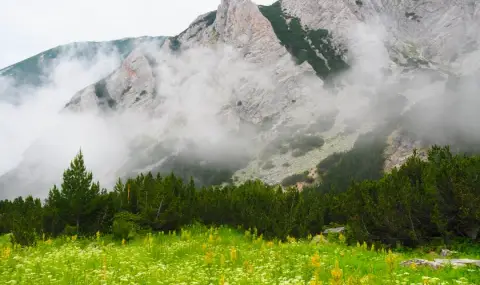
[96, 231, 101, 242]
[330, 260, 343, 285]
[220, 254, 225, 267]
[410, 262, 417, 270]
[71, 235, 77, 242]
[347, 276, 360, 285]
[122, 239, 126, 246]
[338, 233, 346, 245]
[310, 271, 322, 285]
[202, 243, 207, 251]
[2, 247, 11, 259]
[362, 242, 368, 250]
[266, 241, 274, 247]
[101, 255, 107, 281]
[244, 229, 251, 239]
[311, 252, 321, 268]
[205, 251, 214, 265]
[370, 244, 375, 252]
[230, 247, 237, 262]
[243, 260, 254, 274]
[385, 249, 397, 273]
[219, 275, 225, 285]
[356, 241, 361, 248]
[360, 274, 373, 284]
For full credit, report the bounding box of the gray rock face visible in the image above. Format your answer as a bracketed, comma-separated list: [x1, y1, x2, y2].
[65, 49, 158, 113]
[281, 0, 480, 63]
[401, 258, 480, 269]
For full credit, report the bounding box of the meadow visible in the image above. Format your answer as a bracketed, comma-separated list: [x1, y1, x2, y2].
[1, 225, 479, 285]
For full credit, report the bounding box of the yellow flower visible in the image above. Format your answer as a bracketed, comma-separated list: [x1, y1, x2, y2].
[311, 252, 321, 268]
[385, 250, 396, 273]
[204, 251, 214, 265]
[219, 275, 225, 285]
[410, 262, 417, 270]
[230, 246, 237, 261]
[122, 239, 126, 246]
[330, 260, 343, 285]
[2, 247, 11, 259]
[310, 270, 323, 285]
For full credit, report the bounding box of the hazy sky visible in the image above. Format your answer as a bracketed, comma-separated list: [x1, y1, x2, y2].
[0, 0, 275, 69]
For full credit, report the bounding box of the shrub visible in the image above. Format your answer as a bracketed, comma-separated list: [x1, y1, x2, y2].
[11, 229, 37, 247]
[112, 212, 142, 240]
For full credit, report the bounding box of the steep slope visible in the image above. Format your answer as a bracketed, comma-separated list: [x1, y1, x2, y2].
[1, 0, 479, 199]
[0, 36, 166, 87]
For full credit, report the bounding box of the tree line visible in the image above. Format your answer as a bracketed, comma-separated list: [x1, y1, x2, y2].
[0, 146, 479, 247]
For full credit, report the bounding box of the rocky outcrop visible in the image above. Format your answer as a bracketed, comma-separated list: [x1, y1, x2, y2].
[401, 258, 480, 269]
[65, 49, 157, 112]
[384, 129, 427, 172]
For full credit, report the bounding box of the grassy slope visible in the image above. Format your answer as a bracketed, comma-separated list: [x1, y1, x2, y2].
[1, 226, 479, 284]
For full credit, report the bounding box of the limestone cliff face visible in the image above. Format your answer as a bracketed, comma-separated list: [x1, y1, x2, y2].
[281, 0, 480, 63]
[65, 50, 157, 112]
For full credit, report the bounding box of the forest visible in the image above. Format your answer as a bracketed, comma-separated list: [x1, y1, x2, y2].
[0, 145, 479, 248]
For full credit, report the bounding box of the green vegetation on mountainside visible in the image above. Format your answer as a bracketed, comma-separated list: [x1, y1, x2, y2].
[1, 225, 479, 284]
[312, 128, 389, 194]
[259, 1, 349, 79]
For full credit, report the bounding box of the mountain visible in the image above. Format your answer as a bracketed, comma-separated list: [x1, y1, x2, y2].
[0, 36, 166, 87]
[1, 0, 479, 199]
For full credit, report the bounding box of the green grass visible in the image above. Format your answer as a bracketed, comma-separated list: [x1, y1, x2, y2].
[1, 226, 478, 284]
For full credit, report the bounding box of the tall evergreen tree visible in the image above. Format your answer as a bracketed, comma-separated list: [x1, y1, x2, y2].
[59, 149, 99, 233]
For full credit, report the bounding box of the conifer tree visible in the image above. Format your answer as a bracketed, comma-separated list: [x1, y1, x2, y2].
[60, 149, 98, 233]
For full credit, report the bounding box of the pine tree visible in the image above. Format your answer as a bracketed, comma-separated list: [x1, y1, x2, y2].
[60, 149, 99, 234]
